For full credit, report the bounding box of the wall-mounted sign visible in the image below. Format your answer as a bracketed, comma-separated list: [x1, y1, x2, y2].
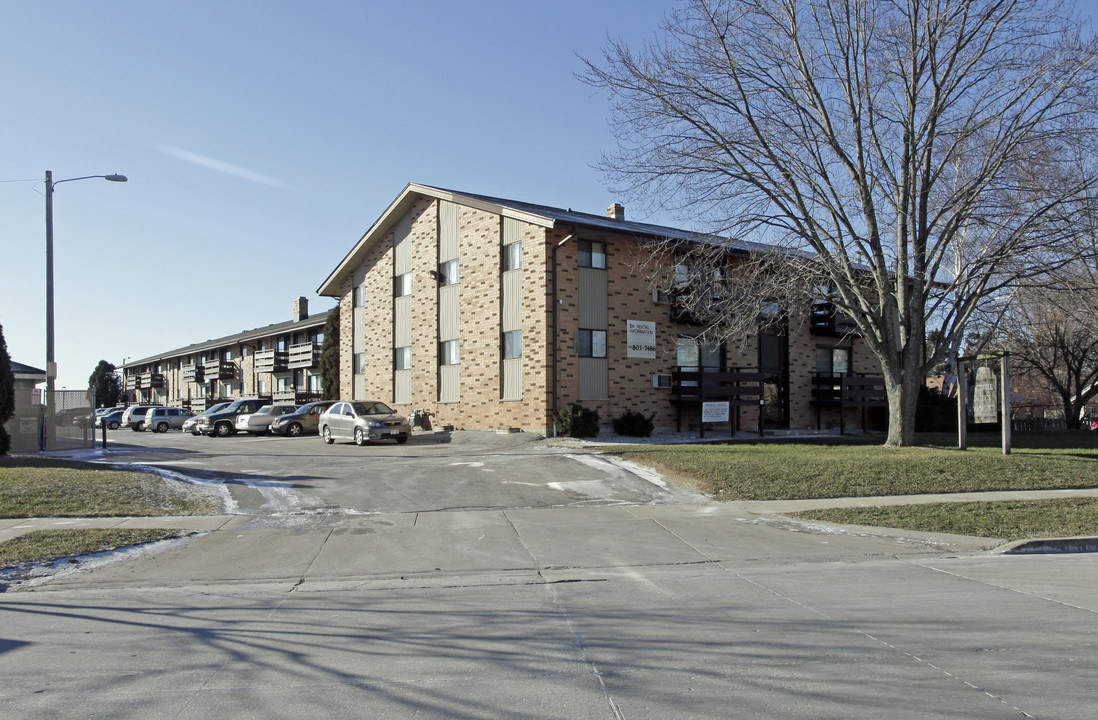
[702, 402, 730, 423]
[627, 320, 656, 358]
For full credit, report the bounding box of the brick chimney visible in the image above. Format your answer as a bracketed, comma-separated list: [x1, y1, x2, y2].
[607, 203, 625, 220]
[292, 296, 309, 322]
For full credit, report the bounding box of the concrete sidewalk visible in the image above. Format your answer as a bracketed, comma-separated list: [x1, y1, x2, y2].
[4, 500, 1098, 719]
[7, 486, 1098, 553]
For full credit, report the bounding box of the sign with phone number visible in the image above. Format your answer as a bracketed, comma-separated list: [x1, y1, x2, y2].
[627, 320, 656, 358]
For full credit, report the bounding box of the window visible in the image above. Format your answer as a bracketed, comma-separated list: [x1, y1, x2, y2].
[258, 379, 267, 395]
[577, 329, 607, 358]
[578, 240, 606, 269]
[502, 242, 522, 271]
[277, 337, 288, 352]
[394, 346, 412, 370]
[393, 273, 411, 298]
[222, 349, 232, 361]
[438, 259, 459, 286]
[503, 330, 522, 359]
[307, 374, 322, 393]
[275, 376, 292, 392]
[816, 346, 851, 376]
[440, 339, 460, 365]
[354, 352, 366, 374]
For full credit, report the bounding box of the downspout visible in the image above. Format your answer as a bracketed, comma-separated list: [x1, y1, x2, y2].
[551, 230, 576, 437]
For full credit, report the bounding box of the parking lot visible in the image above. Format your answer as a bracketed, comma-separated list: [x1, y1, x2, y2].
[91, 427, 707, 516]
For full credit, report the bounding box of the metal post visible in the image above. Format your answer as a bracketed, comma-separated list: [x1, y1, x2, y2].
[43, 171, 55, 451]
[957, 359, 967, 450]
[1001, 354, 1011, 455]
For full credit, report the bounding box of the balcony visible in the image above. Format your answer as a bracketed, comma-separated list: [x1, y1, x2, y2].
[181, 363, 204, 383]
[202, 359, 235, 380]
[124, 376, 136, 391]
[287, 342, 317, 369]
[254, 349, 288, 373]
[810, 301, 859, 336]
[137, 372, 164, 389]
[272, 389, 323, 404]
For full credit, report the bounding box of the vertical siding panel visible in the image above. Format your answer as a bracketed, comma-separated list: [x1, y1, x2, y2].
[502, 357, 522, 400]
[577, 268, 608, 329]
[501, 271, 522, 331]
[394, 296, 412, 346]
[439, 201, 459, 261]
[394, 369, 411, 405]
[439, 285, 460, 340]
[440, 364, 460, 403]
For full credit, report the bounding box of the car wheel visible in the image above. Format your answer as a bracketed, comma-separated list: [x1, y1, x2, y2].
[108, 421, 120, 430]
[287, 422, 303, 437]
[216, 422, 234, 437]
[190, 429, 200, 436]
[396, 435, 408, 444]
[354, 427, 366, 446]
[322, 426, 334, 444]
[131, 425, 141, 432]
[157, 422, 169, 433]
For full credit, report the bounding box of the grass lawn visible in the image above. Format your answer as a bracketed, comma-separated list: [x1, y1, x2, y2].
[611, 431, 1098, 541]
[0, 457, 221, 569]
[611, 431, 1098, 500]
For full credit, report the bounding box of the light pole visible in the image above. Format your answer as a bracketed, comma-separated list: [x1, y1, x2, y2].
[43, 170, 127, 450]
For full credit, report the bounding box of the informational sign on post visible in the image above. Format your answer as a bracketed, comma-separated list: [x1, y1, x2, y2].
[973, 366, 999, 424]
[627, 320, 656, 359]
[702, 402, 730, 423]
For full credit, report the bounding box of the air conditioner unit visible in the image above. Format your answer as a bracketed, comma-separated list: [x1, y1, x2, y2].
[653, 373, 672, 389]
[652, 288, 672, 305]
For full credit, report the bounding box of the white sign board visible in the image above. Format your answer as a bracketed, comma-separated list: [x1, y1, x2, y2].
[702, 402, 730, 423]
[973, 366, 999, 424]
[627, 320, 656, 359]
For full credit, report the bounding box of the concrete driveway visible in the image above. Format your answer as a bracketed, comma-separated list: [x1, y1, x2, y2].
[2, 430, 1098, 718]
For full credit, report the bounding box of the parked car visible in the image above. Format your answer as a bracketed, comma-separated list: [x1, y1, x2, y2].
[319, 401, 411, 445]
[182, 402, 232, 435]
[94, 409, 126, 430]
[196, 398, 271, 437]
[145, 407, 195, 433]
[269, 401, 336, 437]
[235, 403, 298, 435]
[121, 404, 162, 432]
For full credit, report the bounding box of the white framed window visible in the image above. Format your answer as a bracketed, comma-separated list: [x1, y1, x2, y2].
[578, 240, 606, 269]
[577, 329, 607, 358]
[354, 352, 366, 374]
[502, 242, 522, 271]
[440, 339, 460, 365]
[394, 346, 412, 370]
[393, 273, 412, 297]
[503, 330, 522, 359]
[438, 258, 459, 286]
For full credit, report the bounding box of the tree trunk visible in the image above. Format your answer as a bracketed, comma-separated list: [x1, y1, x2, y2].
[883, 371, 919, 447]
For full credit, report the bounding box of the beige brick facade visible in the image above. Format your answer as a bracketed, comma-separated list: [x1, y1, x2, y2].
[319, 184, 883, 435]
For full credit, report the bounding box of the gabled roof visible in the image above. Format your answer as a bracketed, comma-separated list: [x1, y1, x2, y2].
[123, 307, 336, 370]
[11, 360, 46, 378]
[317, 183, 773, 297]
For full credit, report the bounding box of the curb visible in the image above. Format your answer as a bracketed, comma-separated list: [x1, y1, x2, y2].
[999, 536, 1098, 554]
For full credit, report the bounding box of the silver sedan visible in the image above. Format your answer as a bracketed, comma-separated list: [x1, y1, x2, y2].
[319, 401, 411, 445]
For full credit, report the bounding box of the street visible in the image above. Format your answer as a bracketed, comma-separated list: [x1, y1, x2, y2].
[1, 430, 1095, 718]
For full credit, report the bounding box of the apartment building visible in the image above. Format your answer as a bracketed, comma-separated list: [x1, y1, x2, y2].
[318, 184, 884, 435]
[121, 298, 332, 409]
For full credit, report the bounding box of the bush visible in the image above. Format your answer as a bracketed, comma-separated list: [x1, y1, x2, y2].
[612, 409, 655, 437]
[554, 404, 600, 438]
[915, 386, 957, 433]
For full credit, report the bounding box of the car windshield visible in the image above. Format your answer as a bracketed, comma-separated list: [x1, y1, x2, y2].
[348, 401, 395, 416]
[204, 403, 231, 415]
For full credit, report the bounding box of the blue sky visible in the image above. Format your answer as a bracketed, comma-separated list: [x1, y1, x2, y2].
[2, 1, 1096, 391]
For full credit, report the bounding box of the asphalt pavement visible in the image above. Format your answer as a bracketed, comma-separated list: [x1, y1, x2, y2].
[1, 430, 1097, 718]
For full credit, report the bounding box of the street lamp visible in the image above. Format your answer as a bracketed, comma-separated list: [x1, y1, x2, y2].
[43, 170, 127, 450]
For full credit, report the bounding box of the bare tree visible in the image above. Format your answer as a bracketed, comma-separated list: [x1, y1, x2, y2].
[583, 0, 1098, 445]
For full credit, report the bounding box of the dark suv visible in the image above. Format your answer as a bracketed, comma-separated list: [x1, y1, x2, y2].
[195, 398, 271, 437]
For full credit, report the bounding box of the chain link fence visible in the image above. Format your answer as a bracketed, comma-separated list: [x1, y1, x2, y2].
[8, 388, 95, 452]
